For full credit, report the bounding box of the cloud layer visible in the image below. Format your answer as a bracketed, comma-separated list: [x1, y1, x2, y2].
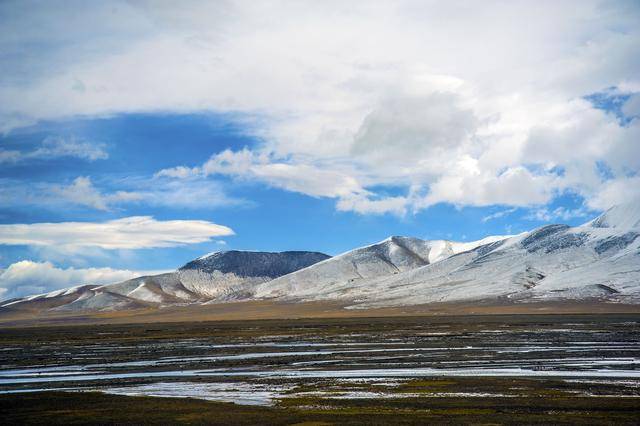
[0, 136, 107, 163]
[1, 1, 639, 213]
[0, 216, 234, 249]
[0, 175, 243, 212]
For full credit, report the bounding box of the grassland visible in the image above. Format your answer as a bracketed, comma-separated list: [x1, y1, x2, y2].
[2, 379, 640, 425]
[2, 298, 640, 328]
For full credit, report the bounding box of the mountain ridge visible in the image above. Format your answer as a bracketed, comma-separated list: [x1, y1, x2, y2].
[2, 203, 639, 314]
[1, 251, 330, 311]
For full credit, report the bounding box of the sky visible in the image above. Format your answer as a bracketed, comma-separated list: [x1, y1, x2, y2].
[0, 0, 639, 299]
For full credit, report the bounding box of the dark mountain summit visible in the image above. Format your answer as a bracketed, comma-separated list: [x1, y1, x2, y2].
[179, 250, 330, 278]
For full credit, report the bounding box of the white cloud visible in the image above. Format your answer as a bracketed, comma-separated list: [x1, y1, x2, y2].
[0, 260, 165, 300]
[336, 193, 408, 216]
[418, 161, 559, 209]
[482, 208, 517, 223]
[161, 148, 409, 214]
[56, 176, 108, 210]
[1, 175, 242, 212]
[351, 93, 477, 169]
[54, 176, 142, 211]
[525, 206, 592, 223]
[31, 136, 108, 161]
[0, 136, 108, 163]
[622, 93, 640, 118]
[143, 178, 246, 209]
[1, 1, 639, 213]
[585, 176, 640, 210]
[154, 166, 199, 179]
[0, 216, 234, 250]
[163, 148, 367, 199]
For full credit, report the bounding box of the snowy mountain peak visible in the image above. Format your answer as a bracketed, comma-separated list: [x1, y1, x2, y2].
[4, 202, 640, 314]
[253, 234, 513, 300]
[196, 251, 220, 260]
[589, 203, 640, 229]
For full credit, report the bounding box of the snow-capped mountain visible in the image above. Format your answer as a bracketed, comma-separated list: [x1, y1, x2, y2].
[2, 203, 639, 314]
[0, 251, 329, 312]
[177, 251, 330, 300]
[255, 204, 640, 307]
[253, 235, 510, 300]
[589, 202, 640, 229]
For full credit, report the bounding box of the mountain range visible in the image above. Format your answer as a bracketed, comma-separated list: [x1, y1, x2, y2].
[2, 203, 639, 313]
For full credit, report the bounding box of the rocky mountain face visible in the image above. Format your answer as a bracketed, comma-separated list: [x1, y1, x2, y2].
[181, 250, 330, 276]
[2, 203, 639, 313]
[177, 251, 330, 300]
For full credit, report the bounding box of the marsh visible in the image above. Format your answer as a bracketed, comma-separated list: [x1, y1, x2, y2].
[1, 314, 639, 424]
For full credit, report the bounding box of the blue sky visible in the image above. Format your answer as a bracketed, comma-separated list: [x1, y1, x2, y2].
[0, 111, 620, 270]
[0, 0, 639, 298]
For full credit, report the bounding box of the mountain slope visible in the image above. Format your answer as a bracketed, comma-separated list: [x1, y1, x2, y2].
[2, 203, 639, 314]
[1, 251, 329, 312]
[256, 204, 640, 308]
[589, 203, 640, 229]
[254, 235, 510, 300]
[177, 251, 330, 300]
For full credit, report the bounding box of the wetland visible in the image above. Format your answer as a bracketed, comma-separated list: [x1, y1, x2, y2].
[1, 314, 639, 424]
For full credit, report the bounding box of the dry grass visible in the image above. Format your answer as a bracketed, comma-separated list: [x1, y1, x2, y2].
[1, 298, 639, 328]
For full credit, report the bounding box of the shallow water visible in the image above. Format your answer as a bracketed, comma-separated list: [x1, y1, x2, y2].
[1, 316, 639, 405]
[104, 382, 293, 406]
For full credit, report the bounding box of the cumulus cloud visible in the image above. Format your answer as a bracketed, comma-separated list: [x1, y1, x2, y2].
[0, 216, 234, 250]
[418, 161, 560, 208]
[336, 193, 408, 216]
[160, 148, 366, 199]
[0, 136, 107, 163]
[1, 1, 639, 213]
[54, 176, 142, 211]
[0, 260, 164, 300]
[351, 93, 477, 168]
[163, 148, 421, 215]
[622, 93, 640, 118]
[154, 166, 199, 179]
[159, 149, 409, 214]
[585, 176, 640, 211]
